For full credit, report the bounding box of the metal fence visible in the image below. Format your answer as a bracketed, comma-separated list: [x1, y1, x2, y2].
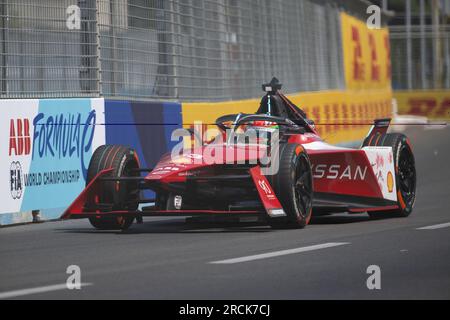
[0, 0, 345, 101]
[390, 25, 450, 91]
[0, 0, 99, 98]
[388, 0, 450, 91]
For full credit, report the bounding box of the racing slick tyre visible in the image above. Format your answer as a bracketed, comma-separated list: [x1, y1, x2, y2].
[267, 143, 313, 229]
[363, 133, 416, 218]
[86, 145, 140, 230]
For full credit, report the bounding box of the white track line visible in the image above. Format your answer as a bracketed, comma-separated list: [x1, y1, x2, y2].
[210, 242, 350, 264]
[0, 283, 92, 299]
[416, 222, 450, 230]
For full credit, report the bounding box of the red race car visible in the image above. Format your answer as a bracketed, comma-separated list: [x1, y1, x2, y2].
[62, 78, 417, 230]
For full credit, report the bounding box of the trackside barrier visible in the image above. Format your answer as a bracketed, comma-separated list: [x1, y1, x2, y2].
[0, 98, 105, 225]
[394, 90, 450, 121]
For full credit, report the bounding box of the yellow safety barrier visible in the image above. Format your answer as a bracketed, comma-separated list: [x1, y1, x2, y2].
[394, 90, 450, 120]
[341, 13, 391, 91]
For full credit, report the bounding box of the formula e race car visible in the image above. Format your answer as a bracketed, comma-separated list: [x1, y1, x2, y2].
[62, 78, 417, 230]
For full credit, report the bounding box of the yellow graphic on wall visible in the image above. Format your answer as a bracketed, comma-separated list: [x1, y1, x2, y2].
[394, 90, 450, 120]
[341, 12, 391, 91]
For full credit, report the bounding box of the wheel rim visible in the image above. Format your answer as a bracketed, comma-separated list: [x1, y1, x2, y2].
[398, 145, 416, 206]
[293, 155, 313, 218]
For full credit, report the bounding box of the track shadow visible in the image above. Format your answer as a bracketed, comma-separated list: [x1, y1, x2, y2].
[310, 212, 400, 225]
[310, 214, 370, 225]
[56, 218, 272, 235]
[56, 212, 400, 235]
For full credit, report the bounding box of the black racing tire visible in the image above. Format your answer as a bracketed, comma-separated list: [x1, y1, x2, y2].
[363, 133, 416, 218]
[266, 143, 313, 229]
[86, 145, 140, 230]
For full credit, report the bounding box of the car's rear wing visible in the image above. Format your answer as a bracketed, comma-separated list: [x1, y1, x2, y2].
[362, 118, 391, 148]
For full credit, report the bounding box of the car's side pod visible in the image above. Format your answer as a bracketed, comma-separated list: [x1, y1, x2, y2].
[361, 118, 392, 148]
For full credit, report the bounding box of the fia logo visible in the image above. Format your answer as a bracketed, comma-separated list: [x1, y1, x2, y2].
[10, 161, 23, 200]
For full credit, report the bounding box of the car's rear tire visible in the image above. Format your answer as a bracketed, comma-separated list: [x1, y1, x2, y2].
[363, 133, 416, 218]
[267, 143, 313, 229]
[86, 145, 140, 230]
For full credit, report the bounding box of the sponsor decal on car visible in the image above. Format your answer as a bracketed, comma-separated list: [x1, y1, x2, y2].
[363, 147, 397, 201]
[174, 195, 182, 210]
[311, 164, 368, 180]
[258, 179, 272, 195]
[387, 171, 394, 193]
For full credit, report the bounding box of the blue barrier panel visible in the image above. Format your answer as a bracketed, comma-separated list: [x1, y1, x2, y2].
[104, 99, 182, 199]
[104, 100, 182, 168]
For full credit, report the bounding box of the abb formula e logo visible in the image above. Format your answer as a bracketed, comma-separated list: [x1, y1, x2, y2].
[10, 161, 23, 199]
[9, 119, 31, 156]
[311, 164, 368, 180]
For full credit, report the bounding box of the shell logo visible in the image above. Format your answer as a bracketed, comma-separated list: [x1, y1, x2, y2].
[295, 145, 303, 155]
[387, 171, 394, 192]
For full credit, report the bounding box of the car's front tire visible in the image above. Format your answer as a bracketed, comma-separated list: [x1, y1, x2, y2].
[86, 145, 140, 230]
[267, 143, 313, 229]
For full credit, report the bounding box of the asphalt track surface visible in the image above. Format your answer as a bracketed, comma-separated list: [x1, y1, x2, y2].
[0, 126, 449, 300]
